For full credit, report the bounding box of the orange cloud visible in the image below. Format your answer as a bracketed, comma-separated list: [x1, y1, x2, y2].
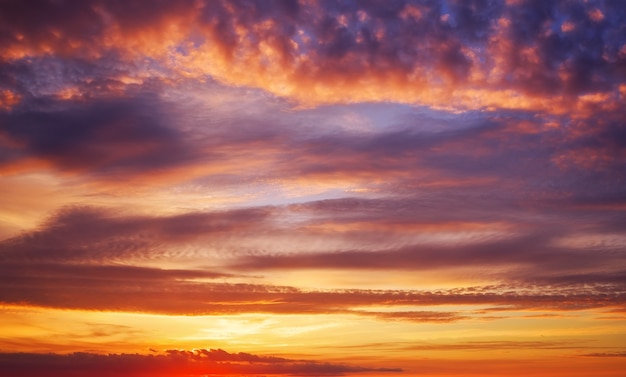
[0, 90, 20, 110]
[0, 349, 402, 376]
[1, 0, 624, 114]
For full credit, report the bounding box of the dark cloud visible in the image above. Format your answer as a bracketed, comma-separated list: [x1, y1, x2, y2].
[266, 108, 625, 209]
[231, 237, 626, 278]
[0, 0, 104, 57]
[518, 271, 626, 287]
[0, 262, 229, 283]
[0, 349, 402, 377]
[3, 181, 625, 278]
[0, 205, 273, 262]
[0, 95, 200, 177]
[495, 0, 625, 95]
[581, 351, 626, 357]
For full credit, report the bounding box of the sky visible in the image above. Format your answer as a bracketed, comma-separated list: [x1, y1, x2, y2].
[0, 0, 625, 376]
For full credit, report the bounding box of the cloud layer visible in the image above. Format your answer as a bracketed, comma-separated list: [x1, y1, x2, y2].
[0, 1, 625, 376]
[0, 349, 401, 377]
[0, 0, 625, 109]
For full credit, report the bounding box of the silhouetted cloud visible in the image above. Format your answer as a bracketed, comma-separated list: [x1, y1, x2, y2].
[0, 349, 402, 377]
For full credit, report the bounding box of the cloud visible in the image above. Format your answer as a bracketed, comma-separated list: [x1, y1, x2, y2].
[1, 70, 624, 215]
[0, 0, 624, 110]
[406, 340, 590, 352]
[0, 255, 623, 316]
[0, 95, 200, 177]
[0, 3, 624, 375]
[0, 205, 274, 262]
[0, 349, 402, 377]
[0, 196, 624, 317]
[231, 227, 626, 280]
[4, 187, 625, 279]
[581, 352, 626, 358]
[355, 310, 465, 323]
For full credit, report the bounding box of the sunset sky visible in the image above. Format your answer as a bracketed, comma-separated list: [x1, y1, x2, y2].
[1, 0, 625, 376]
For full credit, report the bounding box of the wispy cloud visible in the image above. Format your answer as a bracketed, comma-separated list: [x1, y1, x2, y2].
[581, 351, 626, 357]
[0, 256, 623, 316]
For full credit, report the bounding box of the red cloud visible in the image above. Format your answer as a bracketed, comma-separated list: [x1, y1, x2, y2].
[0, 349, 402, 377]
